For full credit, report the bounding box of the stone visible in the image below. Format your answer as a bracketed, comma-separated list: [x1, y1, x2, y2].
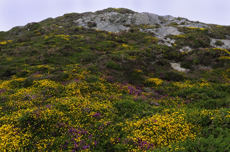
[73, 9, 210, 35]
[179, 46, 192, 52]
[133, 13, 151, 25]
[150, 101, 160, 106]
[153, 26, 182, 38]
[226, 35, 230, 40]
[171, 62, 189, 73]
[210, 38, 230, 49]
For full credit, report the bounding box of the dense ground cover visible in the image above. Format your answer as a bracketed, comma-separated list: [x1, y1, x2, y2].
[0, 12, 230, 151]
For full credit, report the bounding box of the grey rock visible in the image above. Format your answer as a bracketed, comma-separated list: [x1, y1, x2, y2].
[210, 38, 230, 49]
[74, 11, 182, 35]
[150, 101, 160, 106]
[178, 23, 209, 28]
[198, 65, 213, 71]
[73, 9, 211, 39]
[133, 13, 151, 25]
[179, 46, 192, 52]
[226, 35, 230, 40]
[162, 15, 175, 21]
[156, 37, 176, 47]
[171, 62, 189, 73]
[153, 26, 182, 38]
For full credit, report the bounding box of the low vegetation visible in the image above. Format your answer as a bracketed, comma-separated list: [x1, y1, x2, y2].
[0, 8, 230, 151]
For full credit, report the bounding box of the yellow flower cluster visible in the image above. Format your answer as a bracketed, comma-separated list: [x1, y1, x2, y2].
[145, 78, 163, 86]
[129, 56, 137, 60]
[45, 34, 70, 40]
[176, 35, 186, 38]
[122, 43, 129, 48]
[0, 61, 229, 151]
[213, 48, 230, 55]
[0, 124, 31, 151]
[134, 69, 143, 74]
[172, 81, 194, 89]
[144, 36, 157, 42]
[219, 56, 230, 60]
[0, 40, 12, 45]
[172, 80, 210, 89]
[123, 111, 198, 148]
[187, 27, 206, 31]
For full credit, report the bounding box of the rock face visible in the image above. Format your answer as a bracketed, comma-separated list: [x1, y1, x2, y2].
[210, 38, 230, 49]
[74, 12, 168, 33]
[179, 46, 192, 52]
[74, 9, 210, 36]
[73, 11, 193, 37]
[171, 62, 189, 73]
[74, 12, 130, 33]
[152, 26, 182, 37]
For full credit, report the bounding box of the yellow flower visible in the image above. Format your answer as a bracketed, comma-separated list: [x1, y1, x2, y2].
[145, 78, 163, 86]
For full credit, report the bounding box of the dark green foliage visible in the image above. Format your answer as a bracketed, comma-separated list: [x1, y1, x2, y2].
[23, 76, 36, 88]
[0, 67, 16, 77]
[176, 32, 210, 48]
[49, 72, 69, 81]
[176, 87, 227, 102]
[206, 25, 230, 39]
[87, 22, 97, 28]
[85, 76, 100, 83]
[157, 132, 230, 152]
[16, 70, 29, 77]
[195, 98, 230, 109]
[106, 60, 121, 70]
[160, 71, 185, 81]
[215, 40, 225, 46]
[114, 99, 156, 119]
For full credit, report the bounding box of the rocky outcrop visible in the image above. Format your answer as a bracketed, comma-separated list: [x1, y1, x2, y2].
[210, 38, 230, 49]
[152, 26, 182, 37]
[171, 62, 189, 73]
[73, 10, 206, 37]
[179, 46, 192, 52]
[74, 12, 168, 33]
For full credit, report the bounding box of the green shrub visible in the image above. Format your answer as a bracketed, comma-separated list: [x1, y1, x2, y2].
[161, 71, 185, 81]
[85, 76, 100, 83]
[176, 87, 226, 102]
[87, 22, 97, 28]
[114, 99, 156, 119]
[156, 131, 230, 152]
[194, 99, 230, 109]
[106, 61, 121, 70]
[215, 40, 224, 46]
[23, 76, 36, 88]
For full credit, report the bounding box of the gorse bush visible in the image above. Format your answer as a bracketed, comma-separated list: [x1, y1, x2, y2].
[1, 64, 229, 151]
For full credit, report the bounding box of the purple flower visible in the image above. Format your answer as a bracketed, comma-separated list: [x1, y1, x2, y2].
[106, 76, 114, 83]
[46, 104, 52, 108]
[82, 145, 90, 149]
[93, 113, 102, 119]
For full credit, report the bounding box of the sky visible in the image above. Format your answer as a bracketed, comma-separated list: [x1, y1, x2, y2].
[0, 0, 230, 31]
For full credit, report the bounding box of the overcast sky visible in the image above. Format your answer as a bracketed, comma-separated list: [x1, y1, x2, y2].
[0, 0, 230, 31]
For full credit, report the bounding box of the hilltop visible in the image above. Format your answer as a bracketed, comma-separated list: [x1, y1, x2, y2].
[0, 8, 230, 151]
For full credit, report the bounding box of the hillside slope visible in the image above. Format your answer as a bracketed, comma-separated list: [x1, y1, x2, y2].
[0, 8, 230, 151]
